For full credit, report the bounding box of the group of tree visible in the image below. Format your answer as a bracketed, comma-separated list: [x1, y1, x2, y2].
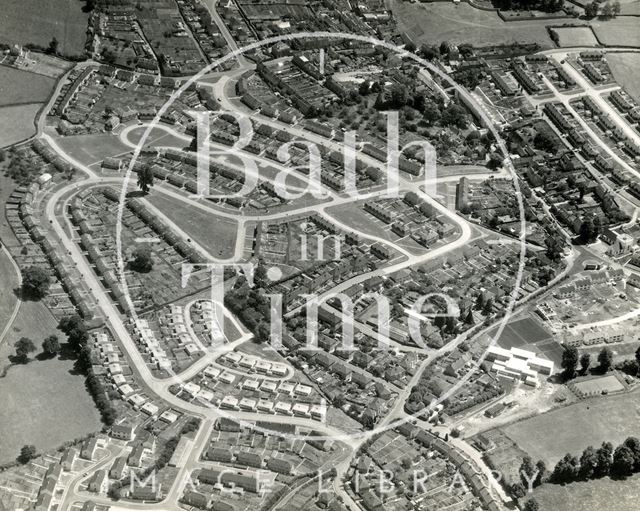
[58, 314, 89, 353]
[509, 456, 547, 498]
[17, 445, 37, 464]
[561, 346, 613, 380]
[493, 0, 564, 12]
[130, 246, 154, 273]
[14, 337, 36, 363]
[21, 266, 51, 300]
[42, 335, 61, 356]
[578, 216, 602, 244]
[552, 437, 640, 483]
[533, 131, 557, 153]
[585, 0, 621, 18]
[224, 279, 270, 344]
[58, 315, 118, 425]
[137, 165, 154, 194]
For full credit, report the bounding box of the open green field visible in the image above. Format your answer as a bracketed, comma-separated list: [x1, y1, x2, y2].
[0, 0, 89, 56]
[533, 472, 640, 511]
[0, 67, 56, 107]
[0, 300, 101, 463]
[0, 250, 20, 341]
[501, 390, 640, 467]
[0, 103, 41, 148]
[147, 192, 239, 260]
[0, 356, 102, 463]
[389, 0, 553, 47]
[607, 53, 640, 104]
[54, 133, 133, 167]
[554, 26, 599, 47]
[592, 19, 640, 47]
[326, 202, 425, 255]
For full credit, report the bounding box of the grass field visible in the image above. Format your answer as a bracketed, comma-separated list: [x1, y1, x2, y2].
[0, 299, 101, 463]
[0, 250, 19, 337]
[0, 66, 57, 107]
[390, 0, 553, 47]
[54, 133, 133, 167]
[0, 103, 41, 148]
[607, 53, 640, 104]
[147, 193, 239, 260]
[501, 390, 640, 466]
[0, 356, 102, 463]
[326, 202, 425, 255]
[592, 19, 640, 47]
[493, 315, 564, 365]
[533, 472, 640, 511]
[0, 0, 89, 56]
[572, 374, 625, 395]
[553, 26, 599, 47]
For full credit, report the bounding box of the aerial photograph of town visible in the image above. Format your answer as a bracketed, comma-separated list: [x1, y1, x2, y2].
[0, 0, 639, 510]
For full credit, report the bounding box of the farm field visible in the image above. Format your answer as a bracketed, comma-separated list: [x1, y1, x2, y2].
[0, 103, 41, 148]
[533, 472, 640, 511]
[146, 192, 239, 260]
[0, 0, 89, 56]
[607, 53, 640, 104]
[500, 390, 640, 466]
[0, 356, 102, 464]
[0, 67, 57, 107]
[592, 19, 640, 47]
[553, 26, 599, 47]
[389, 0, 554, 47]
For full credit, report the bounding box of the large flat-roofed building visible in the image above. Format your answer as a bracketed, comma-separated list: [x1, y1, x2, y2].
[486, 346, 554, 386]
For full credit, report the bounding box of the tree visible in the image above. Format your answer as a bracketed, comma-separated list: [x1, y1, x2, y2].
[612, 445, 634, 477]
[22, 266, 50, 299]
[635, 345, 640, 375]
[463, 308, 474, 325]
[551, 453, 579, 483]
[441, 104, 469, 129]
[47, 37, 59, 55]
[389, 83, 408, 109]
[585, 1, 599, 17]
[18, 445, 36, 464]
[439, 41, 451, 56]
[580, 352, 591, 374]
[535, 460, 547, 486]
[595, 442, 613, 477]
[612, 0, 621, 15]
[58, 315, 89, 353]
[545, 235, 564, 262]
[42, 335, 61, 356]
[623, 437, 640, 470]
[15, 337, 36, 361]
[509, 482, 526, 499]
[597, 347, 613, 373]
[561, 346, 579, 380]
[524, 499, 540, 511]
[519, 456, 536, 488]
[579, 217, 599, 244]
[137, 165, 154, 194]
[579, 446, 599, 480]
[420, 45, 439, 61]
[601, 2, 614, 18]
[130, 246, 153, 273]
[533, 131, 557, 152]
